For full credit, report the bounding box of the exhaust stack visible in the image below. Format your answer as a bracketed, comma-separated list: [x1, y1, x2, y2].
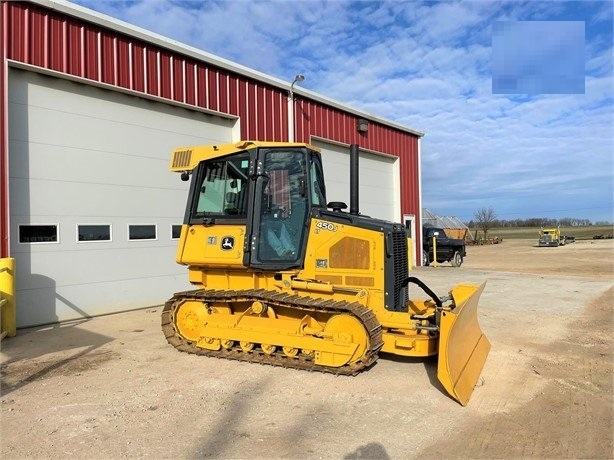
[350, 144, 359, 215]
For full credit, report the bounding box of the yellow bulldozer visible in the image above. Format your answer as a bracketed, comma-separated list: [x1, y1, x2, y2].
[163, 141, 490, 405]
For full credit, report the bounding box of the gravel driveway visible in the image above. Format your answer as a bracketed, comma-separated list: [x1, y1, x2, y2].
[1, 239, 612, 458]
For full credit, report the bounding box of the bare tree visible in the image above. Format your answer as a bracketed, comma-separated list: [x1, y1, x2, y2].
[474, 207, 497, 240]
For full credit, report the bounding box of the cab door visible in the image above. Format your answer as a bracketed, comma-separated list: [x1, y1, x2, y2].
[247, 147, 320, 269]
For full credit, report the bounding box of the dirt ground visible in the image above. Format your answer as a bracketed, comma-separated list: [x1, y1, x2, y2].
[1, 239, 612, 459]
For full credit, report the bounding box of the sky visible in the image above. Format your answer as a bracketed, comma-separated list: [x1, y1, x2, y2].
[72, 0, 614, 224]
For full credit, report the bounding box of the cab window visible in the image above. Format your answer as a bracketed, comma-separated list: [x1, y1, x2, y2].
[193, 153, 250, 218]
[310, 156, 326, 207]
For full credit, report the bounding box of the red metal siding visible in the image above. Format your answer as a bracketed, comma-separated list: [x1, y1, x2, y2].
[228, 75, 238, 117]
[218, 71, 229, 113]
[66, 22, 81, 76]
[0, 0, 422, 258]
[196, 64, 206, 107]
[116, 37, 130, 89]
[255, 85, 265, 140]
[275, 91, 286, 142]
[131, 43, 144, 92]
[246, 81, 257, 139]
[83, 27, 97, 80]
[207, 68, 218, 111]
[184, 61, 195, 105]
[100, 32, 115, 84]
[28, 8, 45, 67]
[159, 51, 171, 99]
[48, 14, 64, 71]
[145, 48, 158, 96]
[237, 80, 247, 135]
[172, 56, 183, 103]
[296, 100, 308, 143]
[264, 87, 276, 141]
[6, 3, 26, 62]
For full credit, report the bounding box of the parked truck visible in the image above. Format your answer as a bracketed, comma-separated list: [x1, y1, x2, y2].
[422, 225, 467, 267]
[538, 227, 564, 247]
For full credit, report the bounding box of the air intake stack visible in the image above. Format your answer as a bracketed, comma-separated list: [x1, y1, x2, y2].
[350, 144, 359, 216]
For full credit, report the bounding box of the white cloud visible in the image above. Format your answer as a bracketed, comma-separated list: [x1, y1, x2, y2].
[72, 0, 613, 222]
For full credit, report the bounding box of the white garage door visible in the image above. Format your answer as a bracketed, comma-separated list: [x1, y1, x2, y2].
[312, 140, 400, 222]
[8, 68, 236, 327]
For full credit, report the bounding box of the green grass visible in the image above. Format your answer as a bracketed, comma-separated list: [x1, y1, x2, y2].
[467, 225, 614, 241]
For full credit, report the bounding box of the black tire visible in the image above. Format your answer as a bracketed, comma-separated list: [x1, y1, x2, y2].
[422, 250, 430, 266]
[451, 250, 463, 267]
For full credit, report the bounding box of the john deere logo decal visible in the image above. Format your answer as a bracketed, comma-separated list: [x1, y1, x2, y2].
[221, 236, 234, 250]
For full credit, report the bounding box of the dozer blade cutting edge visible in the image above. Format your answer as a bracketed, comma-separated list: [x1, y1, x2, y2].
[437, 282, 490, 406]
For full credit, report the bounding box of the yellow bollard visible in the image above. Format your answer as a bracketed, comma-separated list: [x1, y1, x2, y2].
[0, 258, 16, 339]
[407, 237, 413, 270]
[432, 236, 438, 267]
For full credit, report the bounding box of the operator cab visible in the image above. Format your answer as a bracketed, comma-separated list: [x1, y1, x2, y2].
[184, 144, 327, 270]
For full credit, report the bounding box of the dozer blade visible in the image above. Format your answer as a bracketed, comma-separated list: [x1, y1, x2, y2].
[437, 282, 490, 406]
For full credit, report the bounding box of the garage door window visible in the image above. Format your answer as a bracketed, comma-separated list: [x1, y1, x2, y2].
[19, 224, 59, 243]
[171, 225, 182, 239]
[128, 224, 157, 241]
[78, 224, 111, 242]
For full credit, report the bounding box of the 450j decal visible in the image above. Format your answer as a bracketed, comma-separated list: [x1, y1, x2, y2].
[315, 221, 338, 232]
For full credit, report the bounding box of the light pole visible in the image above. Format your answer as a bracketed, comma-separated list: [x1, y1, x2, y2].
[288, 74, 305, 142]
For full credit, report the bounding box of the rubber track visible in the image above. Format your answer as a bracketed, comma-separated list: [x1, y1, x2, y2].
[161, 289, 384, 375]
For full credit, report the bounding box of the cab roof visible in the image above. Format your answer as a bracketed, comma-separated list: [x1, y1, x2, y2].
[170, 140, 319, 172]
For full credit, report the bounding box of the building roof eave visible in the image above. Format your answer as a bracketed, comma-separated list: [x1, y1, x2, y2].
[32, 0, 424, 138]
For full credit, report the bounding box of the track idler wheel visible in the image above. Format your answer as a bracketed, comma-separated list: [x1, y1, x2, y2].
[174, 301, 206, 342]
[315, 314, 369, 367]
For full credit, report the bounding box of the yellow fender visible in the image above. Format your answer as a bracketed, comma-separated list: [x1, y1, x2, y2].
[437, 282, 490, 406]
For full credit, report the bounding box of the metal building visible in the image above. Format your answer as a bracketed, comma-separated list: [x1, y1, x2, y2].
[0, 0, 425, 327]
